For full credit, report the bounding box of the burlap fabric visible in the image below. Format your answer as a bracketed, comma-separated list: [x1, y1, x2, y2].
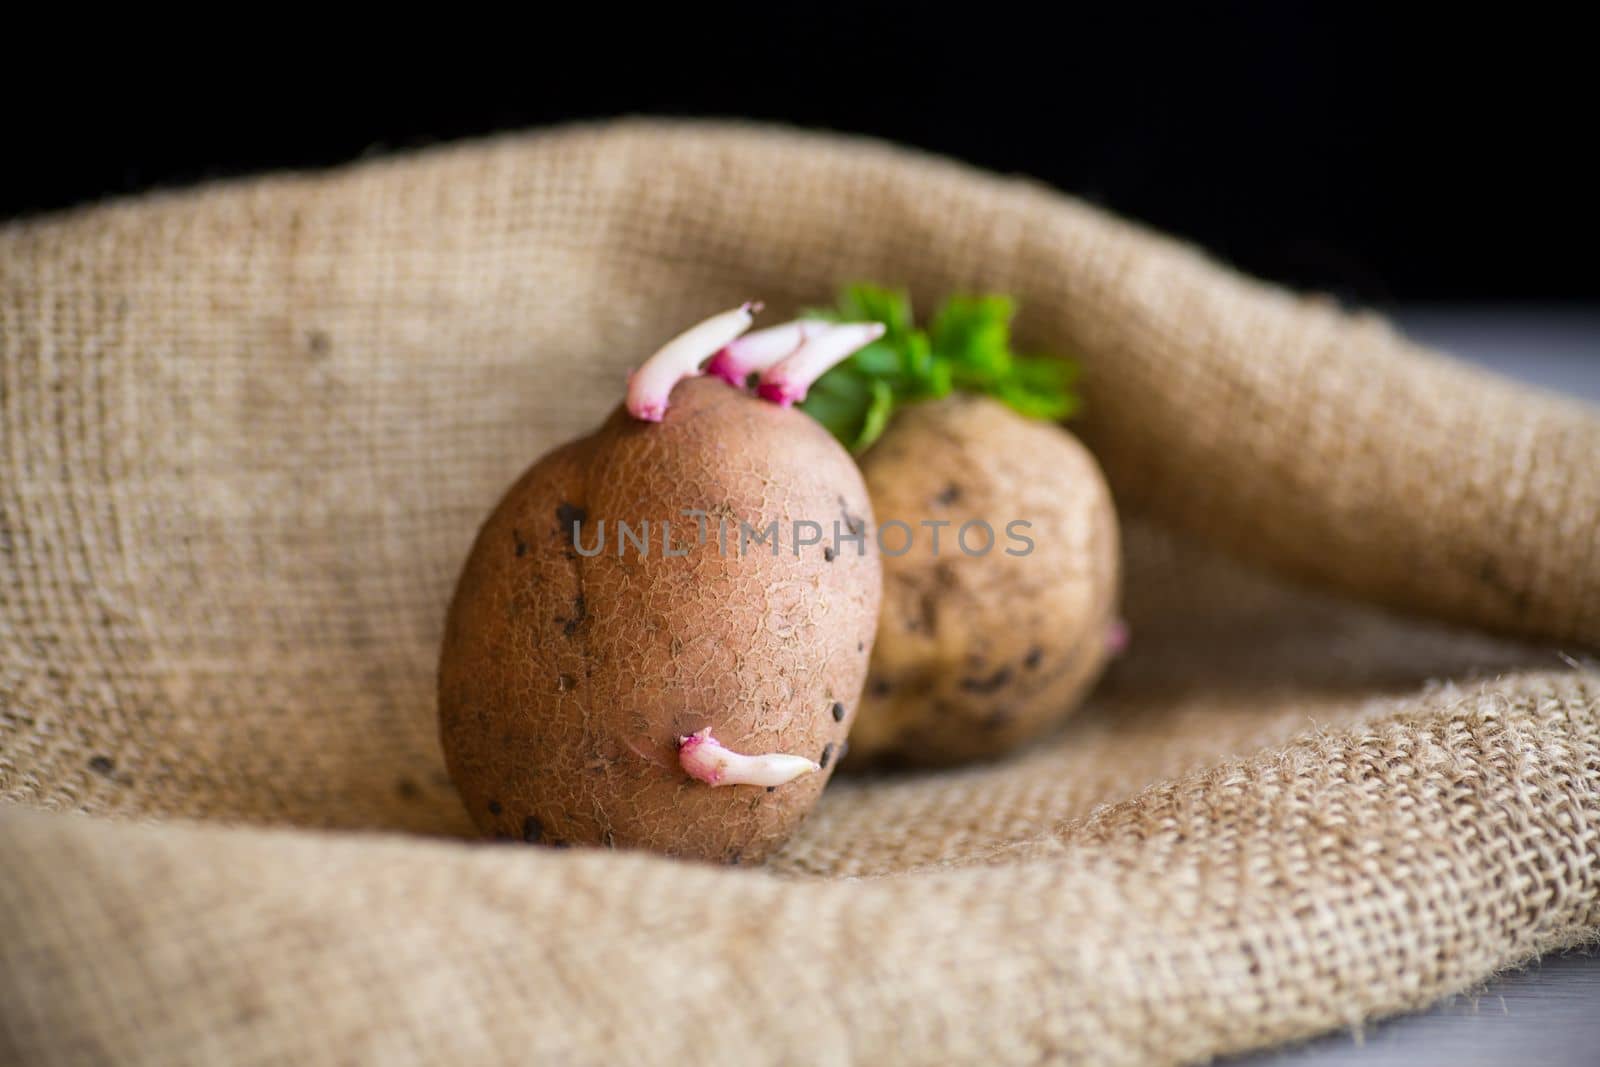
[2, 120, 1597, 1065]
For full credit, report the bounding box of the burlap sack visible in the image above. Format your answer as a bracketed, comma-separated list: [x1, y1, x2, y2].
[2, 120, 1597, 1066]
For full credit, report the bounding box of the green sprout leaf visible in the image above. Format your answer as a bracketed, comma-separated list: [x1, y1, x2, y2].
[798, 284, 1080, 453]
[798, 364, 873, 447]
[857, 379, 897, 451]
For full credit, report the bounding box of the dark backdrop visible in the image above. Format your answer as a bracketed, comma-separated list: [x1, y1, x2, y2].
[5, 8, 1592, 302]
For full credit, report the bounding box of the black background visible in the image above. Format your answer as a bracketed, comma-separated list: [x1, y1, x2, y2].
[5, 9, 1592, 302]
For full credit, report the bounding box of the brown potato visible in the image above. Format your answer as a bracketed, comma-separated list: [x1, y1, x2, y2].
[438, 377, 880, 863]
[849, 394, 1120, 766]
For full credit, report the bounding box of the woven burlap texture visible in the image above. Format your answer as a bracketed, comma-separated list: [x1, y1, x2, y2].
[2, 120, 1598, 1066]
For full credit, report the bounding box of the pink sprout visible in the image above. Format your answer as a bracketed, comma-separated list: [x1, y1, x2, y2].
[756, 322, 887, 407]
[678, 728, 820, 788]
[705, 319, 833, 386]
[625, 302, 761, 422]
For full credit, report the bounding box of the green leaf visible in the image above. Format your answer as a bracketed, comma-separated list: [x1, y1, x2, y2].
[923, 359, 954, 399]
[836, 284, 914, 342]
[799, 366, 873, 445]
[800, 285, 1081, 452]
[850, 339, 904, 380]
[996, 379, 1080, 421]
[855, 379, 896, 451]
[930, 294, 1015, 383]
[899, 332, 939, 392]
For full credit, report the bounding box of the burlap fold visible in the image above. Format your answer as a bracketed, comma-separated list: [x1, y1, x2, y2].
[2, 120, 1597, 1066]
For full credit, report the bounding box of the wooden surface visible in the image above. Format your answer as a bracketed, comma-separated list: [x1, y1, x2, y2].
[1231, 308, 1600, 1066]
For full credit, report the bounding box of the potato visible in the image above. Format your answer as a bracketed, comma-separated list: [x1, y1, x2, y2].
[438, 377, 880, 863]
[848, 394, 1120, 766]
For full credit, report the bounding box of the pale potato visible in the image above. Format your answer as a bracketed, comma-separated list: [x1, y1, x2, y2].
[849, 394, 1120, 766]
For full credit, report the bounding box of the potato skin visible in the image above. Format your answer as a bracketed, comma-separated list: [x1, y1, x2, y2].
[849, 394, 1120, 766]
[438, 377, 879, 863]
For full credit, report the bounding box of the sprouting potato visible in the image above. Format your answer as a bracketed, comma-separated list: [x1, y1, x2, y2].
[438, 309, 883, 863]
